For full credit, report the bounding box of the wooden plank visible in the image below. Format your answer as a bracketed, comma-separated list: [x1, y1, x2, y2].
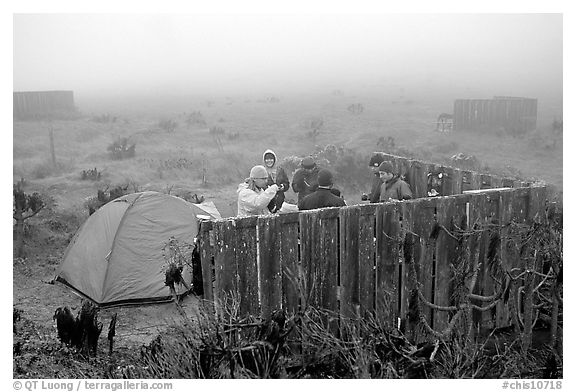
[453, 100, 463, 131]
[318, 208, 340, 318]
[528, 186, 547, 223]
[339, 206, 361, 318]
[198, 220, 214, 307]
[299, 210, 320, 309]
[407, 198, 437, 331]
[358, 204, 377, 316]
[213, 220, 238, 315]
[469, 171, 482, 191]
[235, 216, 259, 316]
[278, 213, 301, 314]
[480, 174, 492, 189]
[512, 188, 530, 223]
[498, 189, 515, 328]
[408, 160, 428, 198]
[375, 203, 401, 329]
[258, 215, 282, 318]
[434, 197, 461, 331]
[440, 166, 458, 196]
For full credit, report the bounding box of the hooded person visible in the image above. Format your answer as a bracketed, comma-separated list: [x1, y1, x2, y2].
[291, 156, 320, 203]
[262, 149, 290, 213]
[378, 161, 413, 202]
[298, 169, 346, 211]
[237, 165, 279, 217]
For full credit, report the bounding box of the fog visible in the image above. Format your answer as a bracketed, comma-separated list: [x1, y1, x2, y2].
[13, 13, 562, 110]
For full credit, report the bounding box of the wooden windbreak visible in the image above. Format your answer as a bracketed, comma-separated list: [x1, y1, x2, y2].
[453, 97, 537, 135]
[373, 152, 532, 199]
[198, 186, 548, 338]
[13, 90, 76, 119]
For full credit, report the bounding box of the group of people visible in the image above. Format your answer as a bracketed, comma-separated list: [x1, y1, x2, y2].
[236, 150, 412, 217]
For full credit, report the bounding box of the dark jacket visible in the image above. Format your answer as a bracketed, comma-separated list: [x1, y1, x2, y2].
[298, 188, 346, 211]
[263, 149, 290, 212]
[292, 166, 320, 203]
[379, 176, 413, 202]
[369, 174, 383, 203]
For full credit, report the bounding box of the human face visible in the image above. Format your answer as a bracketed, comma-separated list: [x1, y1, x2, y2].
[264, 157, 275, 168]
[379, 171, 393, 182]
[253, 177, 268, 189]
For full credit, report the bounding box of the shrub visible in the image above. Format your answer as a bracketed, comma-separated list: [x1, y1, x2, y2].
[80, 167, 102, 181]
[158, 119, 178, 133]
[107, 137, 136, 160]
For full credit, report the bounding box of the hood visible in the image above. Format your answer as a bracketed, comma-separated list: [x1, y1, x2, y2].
[262, 149, 277, 168]
[237, 181, 249, 194]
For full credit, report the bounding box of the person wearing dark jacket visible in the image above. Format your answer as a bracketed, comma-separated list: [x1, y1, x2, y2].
[378, 161, 413, 202]
[291, 156, 320, 204]
[298, 169, 346, 210]
[262, 149, 290, 213]
[362, 152, 387, 203]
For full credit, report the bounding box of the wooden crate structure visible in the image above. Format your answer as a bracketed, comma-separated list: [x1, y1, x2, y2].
[453, 97, 537, 135]
[13, 90, 76, 119]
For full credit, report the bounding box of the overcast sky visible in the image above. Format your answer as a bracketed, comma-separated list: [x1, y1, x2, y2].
[13, 13, 562, 98]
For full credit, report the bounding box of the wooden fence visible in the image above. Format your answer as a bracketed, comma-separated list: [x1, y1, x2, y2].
[365, 152, 532, 199]
[198, 186, 549, 338]
[13, 90, 76, 119]
[453, 97, 537, 135]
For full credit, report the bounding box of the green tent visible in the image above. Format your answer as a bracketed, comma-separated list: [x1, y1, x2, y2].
[55, 191, 221, 307]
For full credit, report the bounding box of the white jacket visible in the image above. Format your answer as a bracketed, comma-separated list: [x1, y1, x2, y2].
[236, 182, 278, 217]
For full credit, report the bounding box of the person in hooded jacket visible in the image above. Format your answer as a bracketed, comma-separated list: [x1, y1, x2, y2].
[298, 169, 346, 210]
[262, 149, 290, 213]
[378, 161, 413, 202]
[237, 165, 279, 217]
[291, 156, 320, 204]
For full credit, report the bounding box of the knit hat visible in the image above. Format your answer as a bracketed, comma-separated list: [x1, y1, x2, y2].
[301, 156, 316, 169]
[249, 165, 268, 179]
[378, 161, 395, 174]
[317, 169, 333, 187]
[369, 153, 386, 167]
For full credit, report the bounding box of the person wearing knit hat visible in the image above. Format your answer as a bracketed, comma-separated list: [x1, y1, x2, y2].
[291, 156, 320, 203]
[237, 165, 279, 216]
[262, 149, 290, 213]
[378, 161, 412, 202]
[362, 152, 388, 203]
[298, 169, 346, 211]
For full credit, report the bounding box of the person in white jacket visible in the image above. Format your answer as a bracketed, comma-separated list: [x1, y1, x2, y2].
[237, 165, 279, 217]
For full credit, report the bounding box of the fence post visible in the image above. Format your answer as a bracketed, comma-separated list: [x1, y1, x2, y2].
[198, 220, 215, 314]
[213, 220, 238, 317]
[49, 126, 56, 168]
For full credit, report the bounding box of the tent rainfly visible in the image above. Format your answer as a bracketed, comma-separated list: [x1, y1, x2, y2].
[55, 191, 221, 307]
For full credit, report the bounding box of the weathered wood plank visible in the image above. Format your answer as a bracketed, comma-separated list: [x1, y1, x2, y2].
[339, 206, 361, 318]
[408, 160, 428, 199]
[299, 211, 320, 309]
[498, 190, 516, 328]
[375, 202, 401, 329]
[434, 197, 465, 331]
[407, 198, 437, 330]
[235, 216, 259, 316]
[198, 220, 214, 308]
[278, 213, 301, 314]
[258, 215, 282, 318]
[528, 186, 547, 222]
[318, 208, 340, 317]
[358, 204, 377, 316]
[213, 220, 238, 314]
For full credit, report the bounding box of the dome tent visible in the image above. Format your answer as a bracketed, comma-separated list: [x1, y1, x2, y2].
[55, 191, 221, 307]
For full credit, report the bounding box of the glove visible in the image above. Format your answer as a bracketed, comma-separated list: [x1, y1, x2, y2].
[277, 184, 286, 192]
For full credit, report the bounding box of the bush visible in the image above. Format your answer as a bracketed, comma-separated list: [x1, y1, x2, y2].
[107, 138, 136, 160]
[158, 119, 178, 133]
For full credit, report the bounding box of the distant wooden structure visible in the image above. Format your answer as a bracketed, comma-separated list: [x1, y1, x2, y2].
[13, 90, 76, 120]
[453, 96, 537, 135]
